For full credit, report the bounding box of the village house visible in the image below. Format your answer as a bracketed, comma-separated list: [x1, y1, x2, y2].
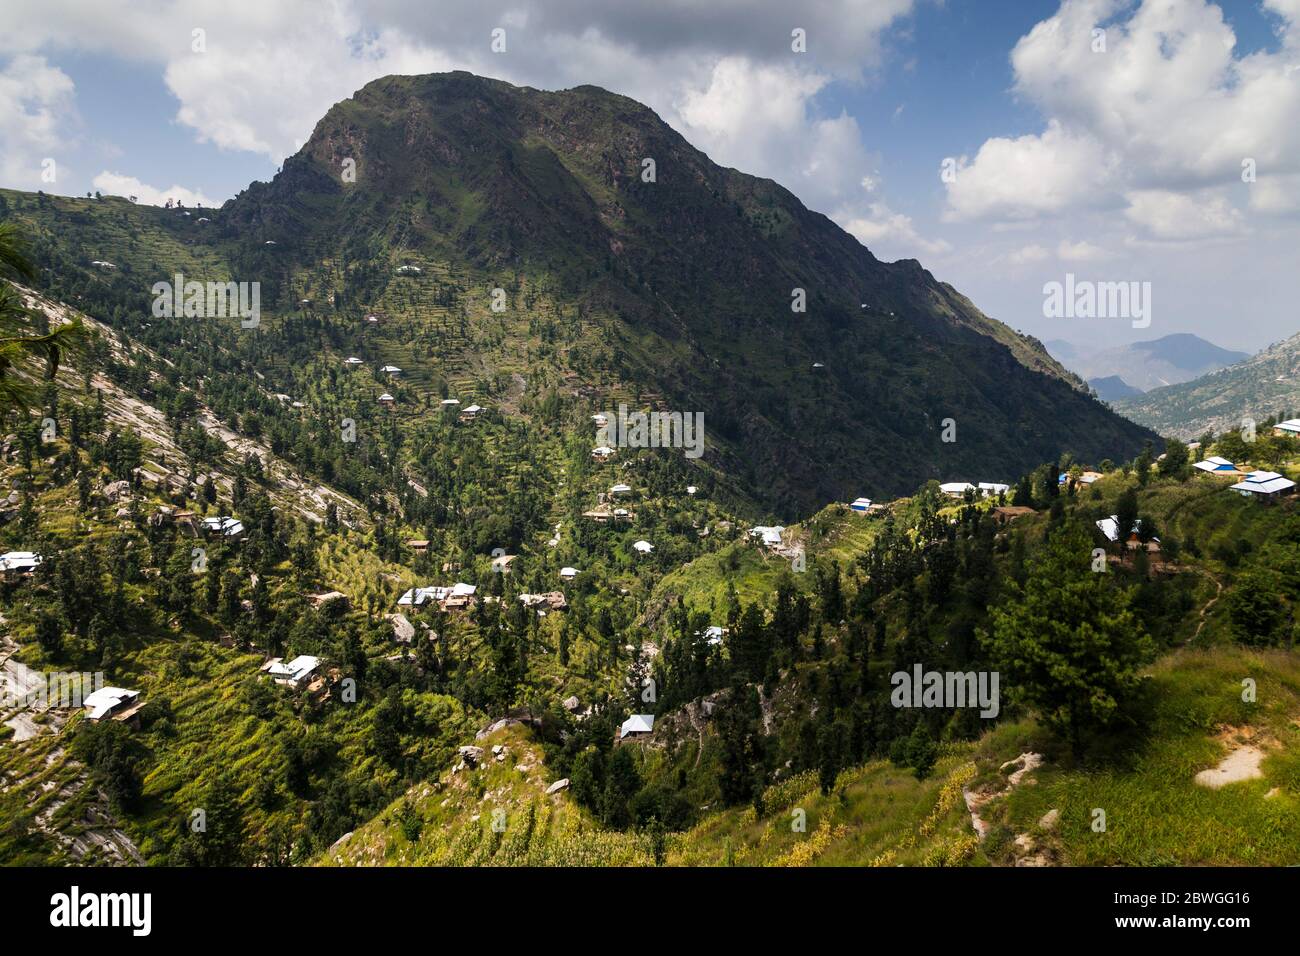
[260, 655, 321, 690]
[749, 525, 785, 549]
[978, 482, 1010, 497]
[686, 485, 697, 496]
[200, 516, 245, 540]
[344, 356, 363, 367]
[397, 582, 477, 612]
[407, 539, 430, 553]
[1078, 471, 1104, 485]
[380, 364, 402, 375]
[1096, 516, 1161, 553]
[519, 591, 568, 612]
[940, 482, 974, 498]
[0, 551, 42, 581]
[992, 505, 1034, 525]
[439, 398, 460, 409]
[700, 625, 726, 646]
[559, 567, 579, 581]
[378, 392, 396, 408]
[82, 686, 144, 726]
[591, 445, 616, 461]
[609, 483, 632, 496]
[633, 539, 655, 555]
[1272, 419, 1300, 437]
[850, 497, 872, 512]
[459, 404, 483, 421]
[491, 553, 516, 573]
[619, 714, 655, 741]
[1229, 470, 1297, 501]
[1193, 456, 1240, 477]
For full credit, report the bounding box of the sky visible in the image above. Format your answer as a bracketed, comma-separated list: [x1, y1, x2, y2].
[1, 0, 1297, 353]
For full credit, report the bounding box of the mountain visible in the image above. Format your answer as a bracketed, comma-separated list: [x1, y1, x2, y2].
[1088, 375, 1143, 401]
[1053, 333, 1247, 395]
[1115, 331, 1300, 437]
[1, 72, 1154, 515]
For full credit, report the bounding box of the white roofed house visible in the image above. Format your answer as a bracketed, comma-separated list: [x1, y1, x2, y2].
[82, 687, 143, 725]
[977, 482, 1010, 497]
[591, 445, 615, 461]
[619, 714, 655, 741]
[439, 398, 460, 408]
[749, 525, 785, 549]
[1271, 419, 1300, 437]
[0, 550, 43, 582]
[1096, 515, 1160, 553]
[378, 392, 396, 408]
[397, 582, 477, 611]
[633, 539, 654, 554]
[344, 356, 363, 367]
[459, 404, 483, 421]
[1193, 456, 1239, 476]
[939, 482, 975, 498]
[560, 566, 579, 581]
[1229, 470, 1297, 501]
[380, 365, 402, 375]
[701, 625, 726, 646]
[610, 483, 632, 495]
[200, 516, 245, 540]
[260, 655, 321, 690]
[850, 497, 872, 512]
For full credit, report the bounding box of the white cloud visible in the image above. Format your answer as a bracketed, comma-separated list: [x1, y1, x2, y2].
[1006, 243, 1050, 265]
[1123, 188, 1246, 241]
[944, 121, 1114, 222]
[943, 0, 1300, 240]
[0, 55, 76, 191]
[842, 202, 952, 259]
[91, 171, 217, 208]
[1057, 238, 1113, 261]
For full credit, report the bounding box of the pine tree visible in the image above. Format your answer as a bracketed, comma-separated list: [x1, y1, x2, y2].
[986, 520, 1155, 757]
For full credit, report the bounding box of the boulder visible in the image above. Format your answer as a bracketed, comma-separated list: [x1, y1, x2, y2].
[545, 778, 570, 795]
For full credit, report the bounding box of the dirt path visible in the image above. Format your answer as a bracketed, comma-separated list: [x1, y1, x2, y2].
[1187, 571, 1224, 646]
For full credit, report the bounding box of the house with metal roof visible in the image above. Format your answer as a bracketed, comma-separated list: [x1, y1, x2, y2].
[1193, 456, 1239, 475]
[1229, 470, 1296, 499]
[619, 714, 655, 739]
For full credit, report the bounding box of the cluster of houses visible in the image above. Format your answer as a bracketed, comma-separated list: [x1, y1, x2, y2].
[1193, 456, 1296, 500]
[397, 582, 478, 612]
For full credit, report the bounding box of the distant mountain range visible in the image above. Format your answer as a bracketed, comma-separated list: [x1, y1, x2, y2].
[1115, 331, 1300, 438]
[1088, 375, 1144, 402]
[1046, 333, 1248, 397]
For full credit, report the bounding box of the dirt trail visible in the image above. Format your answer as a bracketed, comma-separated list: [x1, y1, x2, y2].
[1187, 571, 1224, 645]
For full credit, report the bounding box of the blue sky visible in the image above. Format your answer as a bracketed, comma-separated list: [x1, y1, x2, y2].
[1, 0, 1298, 353]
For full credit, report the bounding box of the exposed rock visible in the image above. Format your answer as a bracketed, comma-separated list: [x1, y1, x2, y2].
[1038, 808, 1060, 831]
[545, 778, 570, 795]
